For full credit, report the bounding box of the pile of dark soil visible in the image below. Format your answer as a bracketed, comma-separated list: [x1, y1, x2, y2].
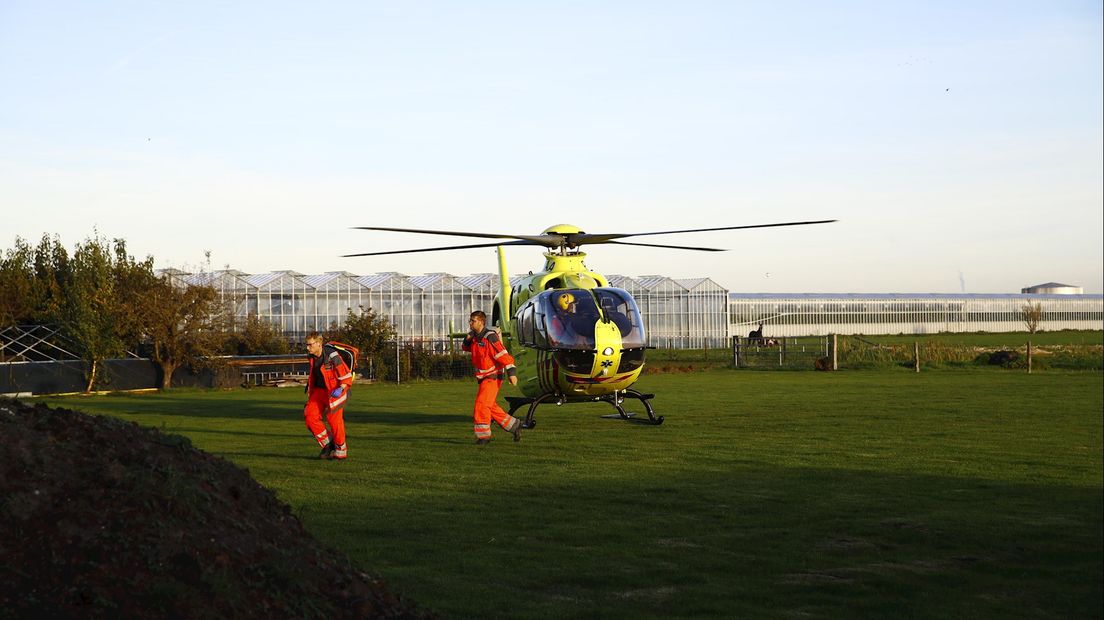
[0, 398, 437, 619]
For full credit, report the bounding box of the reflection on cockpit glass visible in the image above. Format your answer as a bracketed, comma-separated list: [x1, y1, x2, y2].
[541, 288, 646, 351]
[545, 289, 598, 349]
[593, 288, 646, 349]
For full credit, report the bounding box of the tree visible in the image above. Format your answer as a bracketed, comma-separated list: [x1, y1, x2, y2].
[64, 236, 131, 391]
[22, 234, 73, 331]
[3, 233, 233, 391]
[1021, 301, 1043, 334]
[327, 306, 396, 374]
[227, 314, 290, 355]
[110, 240, 158, 351]
[2, 234, 147, 386]
[138, 275, 230, 390]
[0, 237, 40, 328]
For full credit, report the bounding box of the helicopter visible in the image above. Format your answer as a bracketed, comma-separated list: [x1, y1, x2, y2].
[344, 220, 835, 428]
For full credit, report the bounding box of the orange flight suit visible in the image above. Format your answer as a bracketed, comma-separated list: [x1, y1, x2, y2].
[462, 327, 520, 441]
[304, 344, 354, 459]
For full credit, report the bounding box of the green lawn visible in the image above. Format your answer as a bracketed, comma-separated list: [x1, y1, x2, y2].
[37, 369, 1103, 619]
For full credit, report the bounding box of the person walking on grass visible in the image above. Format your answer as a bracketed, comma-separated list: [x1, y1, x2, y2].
[462, 310, 522, 445]
[304, 332, 353, 460]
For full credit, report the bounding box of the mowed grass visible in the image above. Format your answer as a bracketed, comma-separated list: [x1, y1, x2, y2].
[37, 369, 1103, 619]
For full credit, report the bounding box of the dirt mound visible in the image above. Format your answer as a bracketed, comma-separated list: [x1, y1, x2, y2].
[0, 398, 437, 619]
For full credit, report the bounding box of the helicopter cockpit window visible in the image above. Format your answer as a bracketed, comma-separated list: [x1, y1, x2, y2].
[516, 301, 537, 347]
[539, 289, 599, 350]
[593, 288, 646, 349]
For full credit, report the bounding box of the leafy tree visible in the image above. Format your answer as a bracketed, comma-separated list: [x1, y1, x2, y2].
[110, 241, 158, 351]
[62, 236, 130, 391]
[2, 234, 234, 391]
[22, 234, 73, 330]
[327, 306, 396, 375]
[226, 314, 290, 355]
[0, 237, 40, 328]
[1021, 301, 1043, 334]
[138, 275, 230, 390]
[47, 235, 161, 392]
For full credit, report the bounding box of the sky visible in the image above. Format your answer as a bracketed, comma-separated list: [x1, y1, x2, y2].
[2, 1, 1101, 294]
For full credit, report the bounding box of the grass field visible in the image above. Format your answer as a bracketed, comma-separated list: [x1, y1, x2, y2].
[37, 368, 1103, 619]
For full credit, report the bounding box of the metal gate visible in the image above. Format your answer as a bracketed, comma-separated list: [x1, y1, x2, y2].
[731, 336, 829, 369]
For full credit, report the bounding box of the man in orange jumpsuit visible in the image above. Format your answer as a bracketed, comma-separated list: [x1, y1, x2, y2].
[304, 332, 354, 459]
[462, 310, 522, 445]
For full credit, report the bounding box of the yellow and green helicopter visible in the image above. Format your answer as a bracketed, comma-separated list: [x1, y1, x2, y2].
[345, 220, 834, 428]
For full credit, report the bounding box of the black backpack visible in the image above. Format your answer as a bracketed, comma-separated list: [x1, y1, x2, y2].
[324, 341, 359, 371]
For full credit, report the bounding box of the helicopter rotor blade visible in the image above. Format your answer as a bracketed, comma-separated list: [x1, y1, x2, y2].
[352, 226, 564, 248]
[603, 240, 727, 252]
[348, 219, 838, 256]
[342, 240, 535, 258]
[575, 219, 838, 244]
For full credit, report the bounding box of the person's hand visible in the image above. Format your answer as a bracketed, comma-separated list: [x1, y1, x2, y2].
[509, 375, 518, 386]
[331, 387, 344, 398]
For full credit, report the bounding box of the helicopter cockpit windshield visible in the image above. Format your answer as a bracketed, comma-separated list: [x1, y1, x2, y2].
[592, 288, 646, 348]
[523, 287, 646, 351]
[542, 289, 601, 350]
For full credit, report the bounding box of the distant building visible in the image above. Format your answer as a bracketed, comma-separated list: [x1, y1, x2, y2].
[158, 269, 730, 348]
[158, 268, 1103, 346]
[729, 292, 1103, 337]
[1021, 282, 1083, 294]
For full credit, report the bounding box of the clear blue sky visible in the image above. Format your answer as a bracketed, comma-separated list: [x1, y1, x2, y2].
[2, 1, 1101, 293]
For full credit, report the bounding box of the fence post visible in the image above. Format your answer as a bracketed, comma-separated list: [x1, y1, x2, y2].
[395, 339, 401, 384]
[732, 336, 739, 368]
[914, 342, 920, 373]
[831, 334, 838, 370]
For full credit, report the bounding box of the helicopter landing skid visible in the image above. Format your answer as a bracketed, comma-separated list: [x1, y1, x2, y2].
[505, 389, 664, 429]
[602, 389, 664, 425]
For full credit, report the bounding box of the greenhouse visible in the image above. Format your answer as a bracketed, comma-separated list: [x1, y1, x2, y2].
[159, 268, 1101, 345]
[729, 292, 1104, 337]
[160, 269, 732, 348]
[609, 275, 731, 348]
